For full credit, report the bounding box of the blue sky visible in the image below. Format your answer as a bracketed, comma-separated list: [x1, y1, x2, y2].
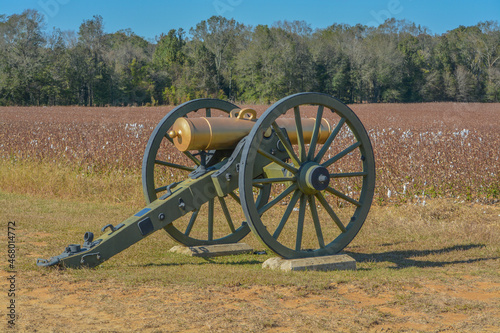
[2, 0, 499, 40]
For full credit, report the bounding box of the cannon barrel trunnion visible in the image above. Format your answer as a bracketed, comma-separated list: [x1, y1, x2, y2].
[37, 93, 375, 268]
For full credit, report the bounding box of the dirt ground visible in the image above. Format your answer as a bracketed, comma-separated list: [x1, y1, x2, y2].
[2, 269, 499, 333]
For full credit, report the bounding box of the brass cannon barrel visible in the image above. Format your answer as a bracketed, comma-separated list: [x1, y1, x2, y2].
[168, 108, 331, 151]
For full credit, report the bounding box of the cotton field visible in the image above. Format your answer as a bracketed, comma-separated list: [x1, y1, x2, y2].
[1, 103, 498, 203]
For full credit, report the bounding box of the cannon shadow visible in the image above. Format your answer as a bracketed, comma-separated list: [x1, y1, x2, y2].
[132, 244, 496, 269]
[344, 243, 498, 270]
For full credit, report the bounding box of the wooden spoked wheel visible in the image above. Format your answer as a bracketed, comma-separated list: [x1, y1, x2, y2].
[142, 99, 269, 246]
[239, 93, 375, 258]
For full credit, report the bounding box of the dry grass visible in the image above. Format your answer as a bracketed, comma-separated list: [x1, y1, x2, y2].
[0, 191, 498, 332]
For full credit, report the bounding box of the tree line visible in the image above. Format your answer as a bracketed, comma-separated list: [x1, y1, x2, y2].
[1, 9, 499, 106]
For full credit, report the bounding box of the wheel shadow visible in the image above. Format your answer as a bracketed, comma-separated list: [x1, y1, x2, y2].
[344, 243, 498, 270]
[138, 258, 264, 268]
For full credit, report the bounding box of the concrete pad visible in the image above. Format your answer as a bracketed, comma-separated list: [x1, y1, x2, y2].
[169, 243, 253, 258]
[262, 254, 356, 271]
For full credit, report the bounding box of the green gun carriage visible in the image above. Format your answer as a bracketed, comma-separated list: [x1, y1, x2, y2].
[37, 92, 375, 268]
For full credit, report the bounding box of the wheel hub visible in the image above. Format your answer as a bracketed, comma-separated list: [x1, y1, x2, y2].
[298, 162, 330, 194]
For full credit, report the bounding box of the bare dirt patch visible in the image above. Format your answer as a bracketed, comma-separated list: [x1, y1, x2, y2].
[1, 268, 498, 332]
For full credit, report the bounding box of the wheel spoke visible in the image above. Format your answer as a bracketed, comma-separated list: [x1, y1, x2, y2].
[228, 191, 241, 205]
[258, 183, 297, 216]
[272, 122, 301, 167]
[325, 186, 361, 207]
[155, 185, 170, 194]
[206, 107, 211, 117]
[182, 151, 201, 166]
[330, 172, 368, 178]
[257, 149, 298, 173]
[293, 106, 306, 162]
[322, 141, 362, 168]
[273, 189, 301, 240]
[315, 192, 346, 232]
[218, 197, 235, 233]
[314, 117, 346, 163]
[155, 159, 195, 172]
[183, 151, 201, 166]
[185, 210, 199, 236]
[253, 177, 296, 184]
[295, 193, 307, 251]
[208, 199, 214, 241]
[307, 105, 324, 161]
[308, 195, 325, 248]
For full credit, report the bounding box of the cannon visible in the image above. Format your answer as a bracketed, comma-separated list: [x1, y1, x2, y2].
[37, 92, 375, 268]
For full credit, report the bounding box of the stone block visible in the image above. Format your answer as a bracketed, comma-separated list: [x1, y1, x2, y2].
[262, 254, 356, 271]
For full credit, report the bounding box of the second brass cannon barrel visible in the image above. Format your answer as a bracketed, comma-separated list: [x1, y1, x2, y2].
[168, 109, 332, 151]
